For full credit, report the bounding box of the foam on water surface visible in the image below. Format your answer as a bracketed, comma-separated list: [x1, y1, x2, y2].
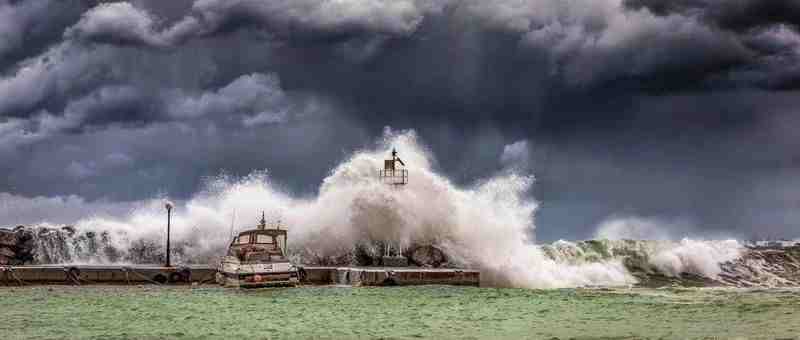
[2, 285, 800, 339]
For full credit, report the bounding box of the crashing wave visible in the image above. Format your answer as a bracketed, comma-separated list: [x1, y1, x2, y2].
[3, 224, 800, 288]
[2, 129, 799, 288]
[540, 239, 800, 288]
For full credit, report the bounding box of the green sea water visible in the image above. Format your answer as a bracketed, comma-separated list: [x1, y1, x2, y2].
[1, 285, 798, 340]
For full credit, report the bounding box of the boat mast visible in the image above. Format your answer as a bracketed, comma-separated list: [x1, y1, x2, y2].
[258, 211, 267, 230]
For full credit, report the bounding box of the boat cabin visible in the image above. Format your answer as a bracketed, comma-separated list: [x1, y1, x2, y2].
[227, 215, 288, 263]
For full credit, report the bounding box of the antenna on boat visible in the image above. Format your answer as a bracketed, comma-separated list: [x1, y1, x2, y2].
[229, 209, 237, 239]
[258, 211, 267, 230]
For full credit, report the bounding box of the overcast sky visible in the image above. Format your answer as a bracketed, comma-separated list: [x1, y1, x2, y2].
[1, 0, 800, 241]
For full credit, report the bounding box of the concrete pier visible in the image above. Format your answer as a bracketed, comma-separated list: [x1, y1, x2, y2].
[1, 265, 480, 287]
[302, 267, 479, 286]
[1, 265, 217, 285]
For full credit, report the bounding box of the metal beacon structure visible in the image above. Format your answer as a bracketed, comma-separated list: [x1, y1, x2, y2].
[378, 149, 409, 266]
[379, 148, 408, 186]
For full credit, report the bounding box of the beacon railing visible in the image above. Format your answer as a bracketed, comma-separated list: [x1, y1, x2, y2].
[379, 169, 408, 185]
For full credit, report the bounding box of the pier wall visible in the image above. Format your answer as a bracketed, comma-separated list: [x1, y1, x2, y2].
[303, 267, 480, 286]
[1, 265, 217, 285]
[1, 265, 479, 287]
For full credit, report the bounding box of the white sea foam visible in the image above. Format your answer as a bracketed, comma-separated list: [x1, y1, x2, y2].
[591, 215, 745, 279]
[650, 239, 743, 278]
[21, 129, 634, 287]
[12, 129, 751, 288]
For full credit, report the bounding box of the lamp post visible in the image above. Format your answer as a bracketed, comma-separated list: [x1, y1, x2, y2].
[165, 201, 173, 267]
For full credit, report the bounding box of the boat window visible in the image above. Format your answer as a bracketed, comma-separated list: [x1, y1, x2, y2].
[255, 234, 273, 244]
[246, 252, 271, 262]
[238, 234, 251, 244]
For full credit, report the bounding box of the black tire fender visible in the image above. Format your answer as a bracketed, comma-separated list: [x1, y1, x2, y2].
[66, 267, 81, 283]
[153, 274, 168, 284]
[169, 272, 184, 283]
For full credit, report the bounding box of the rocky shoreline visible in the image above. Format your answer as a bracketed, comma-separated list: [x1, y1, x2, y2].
[0, 227, 35, 265]
[0, 225, 453, 268]
[4, 224, 800, 288]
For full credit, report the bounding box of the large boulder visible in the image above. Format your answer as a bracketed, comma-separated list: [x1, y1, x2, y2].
[0, 247, 14, 258]
[407, 245, 447, 268]
[0, 229, 18, 247]
[0, 227, 37, 265]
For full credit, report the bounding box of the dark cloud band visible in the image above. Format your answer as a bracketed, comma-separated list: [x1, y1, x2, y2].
[1, 0, 800, 240]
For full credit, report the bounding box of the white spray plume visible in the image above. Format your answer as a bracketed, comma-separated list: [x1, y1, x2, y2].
[594, 216, 686, 241]
[36, 128, 638, 288]
[594, 216, 744, 279]
[651, 239, 743, 278]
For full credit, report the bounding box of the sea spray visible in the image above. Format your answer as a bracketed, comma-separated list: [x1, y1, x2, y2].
[650, 239, 742, 278]
[3, 129, 766, 288]
[540, 239, 745, 281]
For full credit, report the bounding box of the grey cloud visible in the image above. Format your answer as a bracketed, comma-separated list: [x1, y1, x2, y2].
[0, 43, 116, 117]
[60, 85, 160, 129]
[50, 0, 794, 91]
[104, 152, 134, 167]
[180, 0, 444, 39]
[736, 25, 800, 90]
[456, 0, 753, 87]
[65, 160, 98, 180]
[0, 0, 86, 67]
[166, 73, 289, 124]
[500, 140, 532, 171]
[65, 151, 134, 180]
[593, 216, 695, 241]
[623, 0, 800, 32]
[66, 2, 170, 48]
[3, 0, 800, 241]
[0, 192, 140, 227]
[18, 84, 159, 140]
[0, 117, 45, 157]
[66, 0, 448, 49]
[0, 0, 48, 58]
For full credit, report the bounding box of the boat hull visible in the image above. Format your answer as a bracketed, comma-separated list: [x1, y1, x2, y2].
[216, 271, 299, 288]
[216, 257, 299, 288]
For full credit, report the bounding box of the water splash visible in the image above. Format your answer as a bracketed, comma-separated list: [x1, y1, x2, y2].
[7, 129, 776, 288]
[541, 239, 744, 280]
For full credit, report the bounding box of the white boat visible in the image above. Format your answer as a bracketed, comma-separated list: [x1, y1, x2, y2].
[216, 214, 299, 287]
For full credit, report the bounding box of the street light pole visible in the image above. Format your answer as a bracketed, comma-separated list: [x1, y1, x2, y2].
[165, 201, 173, 267]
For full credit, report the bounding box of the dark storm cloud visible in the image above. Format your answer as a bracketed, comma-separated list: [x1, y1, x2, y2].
[66, 0, 447, 49]
[0, 0, 88, 69]
[2, 0, 800, 240]
[623, 0, 800, 32]
[619, 0, 800, 90]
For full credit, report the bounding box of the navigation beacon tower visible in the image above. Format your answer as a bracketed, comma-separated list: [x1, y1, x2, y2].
[378, 148, 409, 266]
[379, 148, 408, 186]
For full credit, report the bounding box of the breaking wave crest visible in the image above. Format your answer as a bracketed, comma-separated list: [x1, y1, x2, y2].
[6, 129, 797, 288]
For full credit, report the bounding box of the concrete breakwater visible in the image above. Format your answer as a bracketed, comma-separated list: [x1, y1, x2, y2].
[1, 226, 479, 287]
[7, 225, 800, 288]
[306, 267, 480, 286]
[0, 265, 480, 287]
[0, 265, 216, 285]
[0, 225, 455, 268]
